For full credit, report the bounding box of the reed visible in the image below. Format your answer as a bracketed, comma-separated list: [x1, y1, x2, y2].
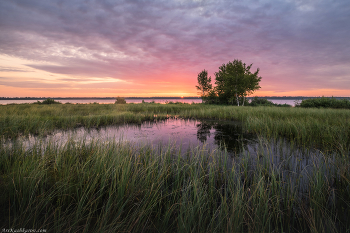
[1, 102, 349, 231]
[1, 137, 349, 232]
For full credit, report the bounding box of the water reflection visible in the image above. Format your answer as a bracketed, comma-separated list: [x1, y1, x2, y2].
[196, 122, 211, 143]
[196, 121, 256, 154]
[5, 119, 257, 156]
[3, 118, 335, 189]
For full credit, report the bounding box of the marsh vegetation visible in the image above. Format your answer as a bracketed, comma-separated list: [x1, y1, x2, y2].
[1, 102, 350, 232]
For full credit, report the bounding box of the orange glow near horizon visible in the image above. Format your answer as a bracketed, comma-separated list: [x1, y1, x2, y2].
[1, 55, 349, 98]
[2, 84, 350, 98]
[1, 1, 350, 99]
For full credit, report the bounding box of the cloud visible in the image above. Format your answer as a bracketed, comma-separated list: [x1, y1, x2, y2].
[0, 75, 134, 91]
[0, 0, 349, 95]
[0, 66, 32, 72]
[0, 77, 70, 89]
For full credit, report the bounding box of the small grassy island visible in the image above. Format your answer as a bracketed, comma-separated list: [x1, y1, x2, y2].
[1, 100, 350, 232]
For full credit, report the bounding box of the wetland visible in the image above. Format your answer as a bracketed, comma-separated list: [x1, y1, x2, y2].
[1, 102, 350, 232]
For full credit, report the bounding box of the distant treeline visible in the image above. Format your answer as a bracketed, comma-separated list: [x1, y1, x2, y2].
[0, 97, 201, 100]
[1, 96, 349, 100]
[0, 97, 117, 100]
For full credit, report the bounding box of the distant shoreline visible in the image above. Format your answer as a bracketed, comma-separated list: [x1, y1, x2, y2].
[1, 96, 349, 100]
[0, 97, 201, 100]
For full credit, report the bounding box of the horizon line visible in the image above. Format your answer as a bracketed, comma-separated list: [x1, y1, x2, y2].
[1, 96, 350, 99]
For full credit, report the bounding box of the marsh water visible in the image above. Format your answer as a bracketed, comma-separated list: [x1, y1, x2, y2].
[9, 118, 327, 158]
[11, 119, 251, 153]
[9, 119, 331, 168]
[4, 118, 339, 193]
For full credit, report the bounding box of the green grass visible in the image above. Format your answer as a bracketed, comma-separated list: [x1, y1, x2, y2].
[0, 103, 168, 139]
[1, 138, 349, 232]
[3, 103, 348, 152]
[4, 104, 350, 151]
[1, 102, 350, 232]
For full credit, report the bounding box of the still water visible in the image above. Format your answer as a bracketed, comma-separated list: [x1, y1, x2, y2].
[11, 118, 326, 162]
[14, 119, 250, 153]
[0, 98, 299, 106]
[5, 118, 335, 191]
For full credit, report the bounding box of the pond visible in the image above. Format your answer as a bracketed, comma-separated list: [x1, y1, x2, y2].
[8, 118, 330, 169]
[11, 119, 254, 154]
[3, 118, 339, 193]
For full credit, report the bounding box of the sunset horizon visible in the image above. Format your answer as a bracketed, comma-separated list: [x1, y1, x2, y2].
[1, 1, 349, 98]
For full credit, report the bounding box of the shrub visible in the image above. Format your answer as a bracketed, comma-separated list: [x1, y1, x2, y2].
[115, 97, 126, 104]
[275, 103, 292, 107]
[39, 98, 61, 104]
[248, 97, 291, 107]
[249, 97, 274, 106]
[296, 97, 350, 109]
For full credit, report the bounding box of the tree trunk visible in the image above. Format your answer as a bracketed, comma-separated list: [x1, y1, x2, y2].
[236, 94, 239, 106]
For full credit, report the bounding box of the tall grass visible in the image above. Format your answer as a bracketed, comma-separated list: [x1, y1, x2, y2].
[1, 138, 349, 232]
[0, 104, 167, 139]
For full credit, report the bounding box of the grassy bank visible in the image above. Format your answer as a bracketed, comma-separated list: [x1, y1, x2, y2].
[1, 103, 349, 152]
[1, 103, 350, 231]
[1, 139, 350, 232]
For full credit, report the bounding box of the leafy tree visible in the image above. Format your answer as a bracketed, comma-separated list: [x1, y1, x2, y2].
[196, 69, 212, 102]
[206, 88, 219, 104]
[214, 60, 261, 106]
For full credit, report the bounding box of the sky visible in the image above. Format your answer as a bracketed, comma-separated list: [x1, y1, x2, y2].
[0, 0, 349, 97]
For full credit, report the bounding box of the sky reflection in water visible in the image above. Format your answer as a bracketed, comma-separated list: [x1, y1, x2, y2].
[20, 118, 255, 155]
[8, 118, 335, 191]
[15, 118, 324, 159]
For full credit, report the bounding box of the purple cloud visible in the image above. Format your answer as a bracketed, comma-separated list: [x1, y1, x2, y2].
[0, 0, 349, 95]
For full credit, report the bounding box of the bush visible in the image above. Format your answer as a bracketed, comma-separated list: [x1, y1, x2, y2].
[115, 97, 126, 104]
[248, 97, 292, 107]
[296, 97, 350, 109]
[249, 97, 275, 106]
[35, 98, 61, 104]
[275, 103, 292, 107]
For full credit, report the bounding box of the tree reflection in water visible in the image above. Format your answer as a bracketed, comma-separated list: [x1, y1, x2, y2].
[196, 120, 256, 155]
[196, 122, 212, 143]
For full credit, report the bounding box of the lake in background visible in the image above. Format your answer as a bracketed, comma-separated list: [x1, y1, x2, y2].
[0, 97, 306, 106]
[1, 97, 349, 106]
